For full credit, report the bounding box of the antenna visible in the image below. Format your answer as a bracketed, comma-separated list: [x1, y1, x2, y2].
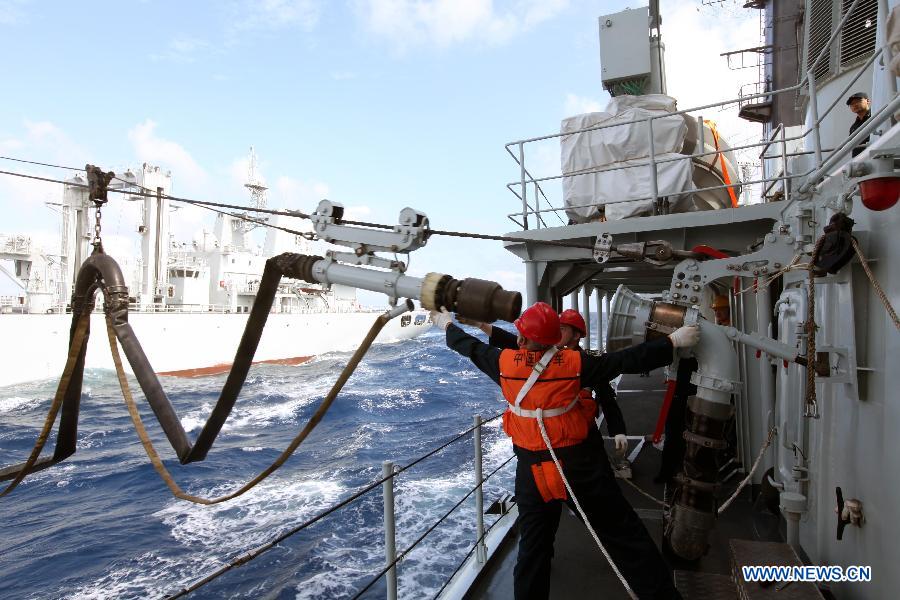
[240, 146, 269, 232]
[244, 146, 268, 212]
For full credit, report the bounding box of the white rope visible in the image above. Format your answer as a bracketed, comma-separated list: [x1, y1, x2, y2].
[717, 426, 777, 515]
[536, 409, 638, 600]
[734, 254, 808, 295]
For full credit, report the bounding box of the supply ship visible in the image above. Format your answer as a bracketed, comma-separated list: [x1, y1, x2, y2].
[0, 149, 431, 388]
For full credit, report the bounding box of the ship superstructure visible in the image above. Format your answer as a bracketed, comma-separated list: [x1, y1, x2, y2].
[0, 151, 431, 387]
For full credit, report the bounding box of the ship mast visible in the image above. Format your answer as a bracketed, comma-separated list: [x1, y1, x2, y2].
[241, 146, 268, 231]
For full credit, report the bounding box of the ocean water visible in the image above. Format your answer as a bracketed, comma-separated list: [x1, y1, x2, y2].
[0, 328, 518, 600]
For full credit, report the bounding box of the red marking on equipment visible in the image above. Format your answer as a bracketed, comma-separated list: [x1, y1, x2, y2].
[652, 379, 678, 444]
[756, 350, 761, 359]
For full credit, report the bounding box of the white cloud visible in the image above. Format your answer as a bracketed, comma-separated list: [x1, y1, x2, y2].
[274, 175, 330, 210]
[355, 0, 569, 52]
[563, 93, 605, 117]
[128, 120, 207, 191]
[330, 71, 358, 81]
[227, 0, 321, 35]
[662, 2, 762, 157]
[150, 36, 210, 63]
[0, 0, 29, 26]
[486, 269, 525, 296]
[0, 120, 87, 213]
[343, 205, 372, 220]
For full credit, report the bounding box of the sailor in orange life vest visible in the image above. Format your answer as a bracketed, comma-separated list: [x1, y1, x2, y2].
[430, 302, 699, 600]
[459, 309, 629, 455]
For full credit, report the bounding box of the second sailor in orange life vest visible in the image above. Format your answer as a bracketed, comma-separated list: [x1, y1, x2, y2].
[460, 308, 629, 454]
[431, 302, 699, 600]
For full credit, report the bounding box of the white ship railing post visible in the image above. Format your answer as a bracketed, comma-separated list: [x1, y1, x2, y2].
[383, 460, 398, 600]
[780, 123, 790, 200]
[582, 286, 592, 351]
[473, 415, 487, 564]
[697, 114, 704, 159]
[648, 117, 658, 206]
[519, 142, 529, 230]
[596, 291, 605, 353]
[807, 69, 823, 170]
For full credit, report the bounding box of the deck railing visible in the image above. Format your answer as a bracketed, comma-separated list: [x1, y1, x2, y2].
[503, 0, 890, 229]
[167, 412, 516, 600]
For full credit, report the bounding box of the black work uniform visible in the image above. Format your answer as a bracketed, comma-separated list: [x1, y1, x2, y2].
[849, 109, 871, 157]
[446, 324, 682, 600]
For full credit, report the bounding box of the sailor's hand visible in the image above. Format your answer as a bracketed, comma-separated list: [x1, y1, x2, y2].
[669, 325, 700, 348]
[456, 316, 482, 327]
[430, 307, 454, 331]
[614, 434, 628, 455]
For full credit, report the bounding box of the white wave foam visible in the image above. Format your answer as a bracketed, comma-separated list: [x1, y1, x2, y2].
[66, 551, 222, 600]
[154, 473, 344, 551]
[76, 429, 111, 450]
[0, 396, 43, 414]
[242, 446, 264, 452]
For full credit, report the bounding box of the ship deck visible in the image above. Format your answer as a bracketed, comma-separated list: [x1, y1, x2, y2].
[465, 370, 783, 600]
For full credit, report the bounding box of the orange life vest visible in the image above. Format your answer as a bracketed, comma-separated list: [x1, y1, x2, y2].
[498, 347, 589, 451]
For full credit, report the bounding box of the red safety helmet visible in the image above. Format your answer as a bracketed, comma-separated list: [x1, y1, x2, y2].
[515, 302, 561, 346]
[559, 309, 586, 336]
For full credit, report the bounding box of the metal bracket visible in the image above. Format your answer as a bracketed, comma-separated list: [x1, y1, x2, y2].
[668, 228, 797, 304]
[815, 345, 855, 384]
[85, 164, 115, 205]
[310, 199, 429, 254]
[326, 251, 406, 272]
[310, 199, 429, 272]
[593, 233, 613, 263]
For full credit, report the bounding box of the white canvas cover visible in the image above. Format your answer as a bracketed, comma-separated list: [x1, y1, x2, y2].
[562, 153, 695, 221]
[560, 94, 695, 222]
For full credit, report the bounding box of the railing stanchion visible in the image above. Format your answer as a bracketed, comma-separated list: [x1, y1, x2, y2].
[383, 460, 398, 600]
[780, 123, 790, 201]
[807, 70, 823, 170]
[648, 117, 658, 206]
[519, 142, 529, 230]
[697, 114, 705, 159]
[473, 415, 488, 564]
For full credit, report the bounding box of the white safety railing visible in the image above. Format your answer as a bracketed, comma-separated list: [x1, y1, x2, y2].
[166, 412, 516, 600]
[504, 0, 886, 229]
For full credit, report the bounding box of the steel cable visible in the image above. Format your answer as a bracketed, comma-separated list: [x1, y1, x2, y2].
[0, 163, 593, 249]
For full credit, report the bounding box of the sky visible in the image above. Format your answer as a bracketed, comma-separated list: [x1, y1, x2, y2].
[0, 0, 763, 302]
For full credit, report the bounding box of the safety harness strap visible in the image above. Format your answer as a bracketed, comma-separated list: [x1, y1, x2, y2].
[513, 346, 558, 408]
[508, 396, 580, 418]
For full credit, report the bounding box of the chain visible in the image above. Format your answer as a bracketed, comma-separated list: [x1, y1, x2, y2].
[93, 203, 103, 249]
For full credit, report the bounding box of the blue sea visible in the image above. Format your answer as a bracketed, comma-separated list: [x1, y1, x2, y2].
[0, 327, 522, 600]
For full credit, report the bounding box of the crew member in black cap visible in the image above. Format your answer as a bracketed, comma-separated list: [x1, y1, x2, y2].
[846, 91, 871, 156]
